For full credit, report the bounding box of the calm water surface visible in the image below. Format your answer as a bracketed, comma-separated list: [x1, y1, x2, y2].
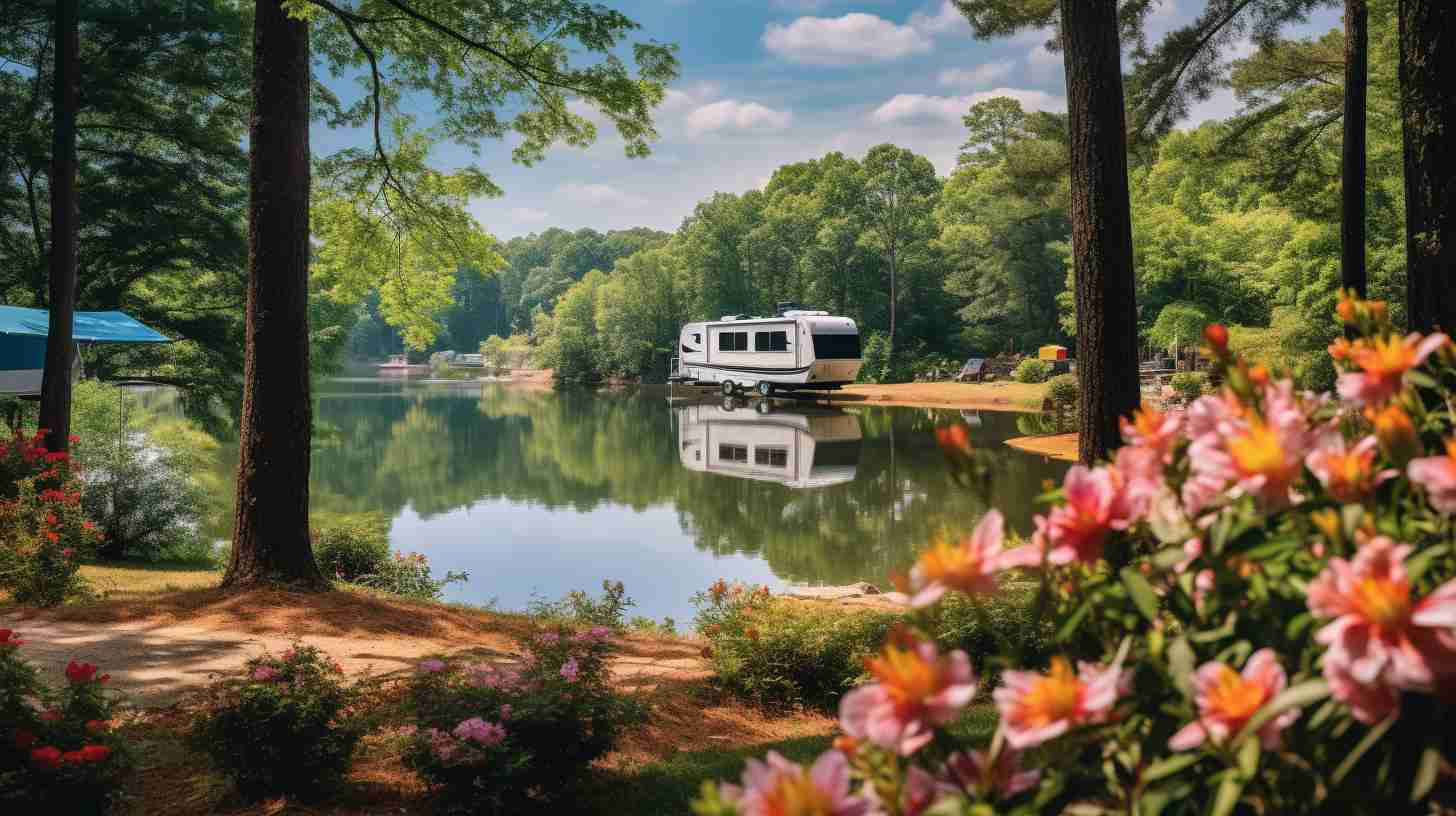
[194, 380, 1069, 623]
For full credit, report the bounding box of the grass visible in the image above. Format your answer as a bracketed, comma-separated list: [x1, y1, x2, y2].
[77, 560, 222, 599]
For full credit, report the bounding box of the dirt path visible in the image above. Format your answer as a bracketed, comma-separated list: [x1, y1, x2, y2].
[1, 588, 706, 707]
[832, 381, 1045, 411]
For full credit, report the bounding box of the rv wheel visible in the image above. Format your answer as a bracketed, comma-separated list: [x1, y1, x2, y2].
[756, 381, 774, 397]
[721, 380, 735, 396]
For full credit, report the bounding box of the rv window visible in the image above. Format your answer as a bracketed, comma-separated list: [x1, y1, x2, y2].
[693, 333, 701, 344]
[718, 444, 748, 462]
[754, 447, 788, 467]
[754, 330, 789, 352]
[717, 331, 748, 352]
[812, 333, 861, 359]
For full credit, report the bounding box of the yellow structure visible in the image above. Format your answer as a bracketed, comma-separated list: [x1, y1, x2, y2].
[1037, 344, 1068, 361]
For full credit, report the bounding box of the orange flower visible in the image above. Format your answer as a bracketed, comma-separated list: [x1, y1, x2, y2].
[1338, 332, 1448, 407]
[1366, 403, 1420, 465]
[1329, 336, 1353, 362]
[1202, 323, 1229, 355]
[994, 656, 1125, 749]
[906, 510, 1004, 607]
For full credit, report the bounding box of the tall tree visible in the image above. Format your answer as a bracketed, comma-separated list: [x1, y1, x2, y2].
[226, 0, 319, 587]
[1060, 0, 1141, 463]
[859, 144, 940, 360]
[1343, 0, 1367, 297]
[1398, 0, 1456, 332]
[224, 0, 676, 586]
[37, 0, 77, 453]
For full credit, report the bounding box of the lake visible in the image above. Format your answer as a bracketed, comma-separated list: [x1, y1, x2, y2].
[180, 379, 1070, 625]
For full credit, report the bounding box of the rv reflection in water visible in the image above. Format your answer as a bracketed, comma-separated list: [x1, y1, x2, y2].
[674, 401, 862, 489]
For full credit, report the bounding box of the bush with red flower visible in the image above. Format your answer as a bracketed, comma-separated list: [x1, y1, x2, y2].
[0, 429, 100, 605]
[189, 643, 363, 800]
[0, 630, 129, 814]
[403, 623, 643, 813]
[697, 295, 1456, 815]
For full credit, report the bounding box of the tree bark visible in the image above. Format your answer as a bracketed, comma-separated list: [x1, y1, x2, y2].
[223, 0, 323, 589]
[1342, 0, 1367, 298]
[1399, 0, 1456, 333]
[1061, 0, 1141, 465]
[38, 0, 78, 454]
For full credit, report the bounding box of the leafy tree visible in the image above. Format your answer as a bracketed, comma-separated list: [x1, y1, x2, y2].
[859, 144, 941, 359]
[226, 0, 679, 587]
[958, 96, 1028, 166]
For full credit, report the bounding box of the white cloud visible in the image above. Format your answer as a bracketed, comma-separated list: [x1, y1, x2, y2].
[659, 82, 722, 114]
[870, 87, 1065, 125]
[762, 13, 933, 65]
[686, 100, 793, 135]
[938, 61, 1014, 88]
[556, 182, 646, 209]
[908, 1, 965, 36]
[508, 207, 549, 223]
[1026, 41, 1063, 82]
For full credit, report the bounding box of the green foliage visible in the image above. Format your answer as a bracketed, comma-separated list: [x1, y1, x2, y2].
[310, 513, 390, 581]
[857, 332, 892, 384]
[0, 431, 99, 606]
[191, 644, 362, 801]
[403, 625, 645, 813]
[0, 642, 130, 815]
[529, 580, 638, 631]
[1147, 301, 1210, 352]
[1012, 358, 1051, 384]
[1046, 373, 1079, 406]
[1170, 371, 1207, 402]
[692, 581, 1049, 711]
[353, 551, 468, 602]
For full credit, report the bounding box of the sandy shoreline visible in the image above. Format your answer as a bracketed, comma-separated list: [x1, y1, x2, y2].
[1004, 432, 1078, 461]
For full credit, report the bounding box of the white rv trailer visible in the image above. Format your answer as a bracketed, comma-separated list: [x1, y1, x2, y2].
[671, 309, 863, 396]
[675, 402, 861, 488]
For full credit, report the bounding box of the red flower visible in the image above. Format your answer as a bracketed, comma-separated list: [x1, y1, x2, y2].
[61, 749, 87, 765]
[68, 434, 80, 443]
[79, 744, 112, 763]
[45, 450, 69, 463]
[39, 708, 62, 723]
[0, 628, 23, 648]
[1203, 323, 1229, 354]
[13, 728, 36, 750]
[45, 512, 58, 526]
[29, 746, 63, 771]
[45, 531, 60, 544]
[65, 660, 99, 683]
[84, 720, 109, 734]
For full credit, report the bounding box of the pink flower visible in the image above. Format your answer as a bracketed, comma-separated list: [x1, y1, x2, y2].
[424, 728, 459, 762]
[1002, 466, 1134, 568]
[451, 717, 507, 747]
[560, 658, 580, 683]
[1408, 439, 1456, 514]
[499, 704, 512, 720]
[1120, 402, 1183, 462]
[1183, 380, 1319, 512]
[1307, 537, 1456, 712]
[994, 657, 1126, 750]
[251, 665, 281, 682]
[418, 658, 447, 674]
[535, 632, 561, 645]
[839, 639, 977, 755]
[905, 509, 1004, 607]
[1168, 649, 1296, 751]
[719, 750, 874, 816]
[944, 747, 1041, 800]
[1324, 659, 1400, 725]
[1337, 332, 1448, 407]
[1306, 434, 1395, 503]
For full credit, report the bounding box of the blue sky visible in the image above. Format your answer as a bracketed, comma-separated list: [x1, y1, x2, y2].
[332, 0, 1340, 240]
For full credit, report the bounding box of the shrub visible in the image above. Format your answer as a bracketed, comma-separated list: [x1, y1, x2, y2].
[353, 550, 468, 601]
[191, 643, 362, 800]
[0, 431, 100, 605]
[0, 631, 130, 814]
[693, 579, 1050, 710]
[1045, 373, 1079, 406]
[1011, 357, 1051, 383]
[1170, 370, 1207, 401]
[698, 298, 1456, 815]
[857, 332, 891, 384]
[311, 513, 390, 581]
[403, 624, 644, 812]
[528, 579, 636, 630]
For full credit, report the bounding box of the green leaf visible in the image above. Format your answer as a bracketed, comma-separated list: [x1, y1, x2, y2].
[1404, 543, 1449, 582]
[1236, 735, 1260, 777]
[1120, 567, 1161, 622]
[1331, 715, 1395, 785]
[1168, 636, 1196, 698]
[1153, 545, 1191, 570]
[1056, 598, 1093, 641]
[1143, 752, 1200, 784]
[1208, 771, 1245, 816]
[1407, 370, 1437, 389]
[1233, 678, 1330, 744]
[1412, 745, 1441, 802]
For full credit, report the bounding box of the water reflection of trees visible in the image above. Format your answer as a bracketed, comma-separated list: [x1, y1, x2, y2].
[300, 386, 1068, 586]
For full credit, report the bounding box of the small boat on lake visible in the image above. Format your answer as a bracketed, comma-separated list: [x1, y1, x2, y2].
[670, 302, 864, 397]
[376, 354, 431, 376]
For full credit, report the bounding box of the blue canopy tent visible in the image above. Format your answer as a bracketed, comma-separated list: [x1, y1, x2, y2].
[0, 306, 171, 396]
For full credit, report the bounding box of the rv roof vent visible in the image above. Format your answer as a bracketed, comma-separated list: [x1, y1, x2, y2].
[719, 315, 739, 321]
[783, 310, 829, 317]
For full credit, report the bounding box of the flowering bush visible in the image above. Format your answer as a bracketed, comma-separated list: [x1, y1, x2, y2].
[0, 630, 130, 814]
[696, 295, 1456, 814]
[403, 623, 644, 812]
[353, 549, 468, 600]
[693, 579, 1050, 710]
[190, 643, 362, 799]
[0, 429, 99, 605]
[311, 512, 390, 580]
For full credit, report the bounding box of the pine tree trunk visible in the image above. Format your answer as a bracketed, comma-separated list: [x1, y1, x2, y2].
[1061, 0, 1140, 465]
[1342, 0, 1368, 298]
[223, 0, 323, 589]
[38, 0, 78, 454]
[1399, 0, 1456, 333]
